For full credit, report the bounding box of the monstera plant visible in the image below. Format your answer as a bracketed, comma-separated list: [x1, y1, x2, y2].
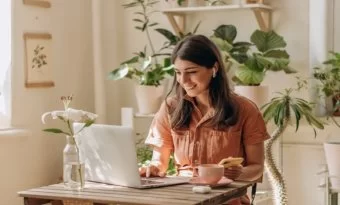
[211, 24, 297, 109]
[211, 24, 297, 85]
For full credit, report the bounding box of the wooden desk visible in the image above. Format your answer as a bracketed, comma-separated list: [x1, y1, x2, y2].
[18, 181, 252, 205]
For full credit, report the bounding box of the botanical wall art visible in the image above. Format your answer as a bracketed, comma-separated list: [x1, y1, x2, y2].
[24, 33, 54, 88]
[23, 0, 51, 8]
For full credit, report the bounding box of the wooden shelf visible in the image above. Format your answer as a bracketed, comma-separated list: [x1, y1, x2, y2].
[162, 4, 272, 35]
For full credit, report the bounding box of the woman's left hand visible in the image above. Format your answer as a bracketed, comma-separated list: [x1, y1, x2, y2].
[224, 165, 243, 180]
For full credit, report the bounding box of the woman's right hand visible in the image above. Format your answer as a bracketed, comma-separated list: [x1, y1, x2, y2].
[139, 165, 166, 178]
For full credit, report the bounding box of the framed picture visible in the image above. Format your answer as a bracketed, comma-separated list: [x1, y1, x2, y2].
[24, 33, 54, 88]
[23, 0, 51, 8]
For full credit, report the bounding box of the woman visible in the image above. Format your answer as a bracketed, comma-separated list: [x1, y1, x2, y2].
[140, 35, 270, 204]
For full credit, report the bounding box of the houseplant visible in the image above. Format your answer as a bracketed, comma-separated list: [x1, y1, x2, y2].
[41, 95, 98, 190]
[313, 51, 340, 190]
[109, 0, 175, 114]
[313, 51, 340, 117]
[261, 77, 325, 205]
[109, 0, 201, 114]
[211, 24, 297, 107]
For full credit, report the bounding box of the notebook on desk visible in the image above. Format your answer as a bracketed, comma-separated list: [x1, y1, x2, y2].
[73, 123, 189, 189]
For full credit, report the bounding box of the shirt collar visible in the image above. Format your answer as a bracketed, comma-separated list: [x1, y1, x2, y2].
[183, 94, 216, 119]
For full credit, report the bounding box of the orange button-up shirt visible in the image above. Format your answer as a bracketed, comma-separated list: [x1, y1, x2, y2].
[145, 94, 270, 204]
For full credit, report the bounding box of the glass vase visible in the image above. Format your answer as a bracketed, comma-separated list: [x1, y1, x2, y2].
[63, 135, 85, 191]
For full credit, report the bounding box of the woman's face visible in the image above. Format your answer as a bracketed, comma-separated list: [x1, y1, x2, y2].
[174, 58, 214, 98]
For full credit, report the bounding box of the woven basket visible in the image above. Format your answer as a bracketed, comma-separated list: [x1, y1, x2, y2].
[62, 200, 93, 205]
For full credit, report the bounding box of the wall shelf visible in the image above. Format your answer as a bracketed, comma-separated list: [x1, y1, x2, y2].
[162, 4, 272, 35]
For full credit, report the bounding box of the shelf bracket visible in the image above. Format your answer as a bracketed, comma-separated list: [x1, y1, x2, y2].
[252, 8, 272, 32]
[164, 13, 186, 36]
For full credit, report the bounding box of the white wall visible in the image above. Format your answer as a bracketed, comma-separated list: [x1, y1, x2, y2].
[0, 0, 94, 204]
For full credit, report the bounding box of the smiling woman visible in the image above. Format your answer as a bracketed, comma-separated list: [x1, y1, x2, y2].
[0, 0, 11, 128]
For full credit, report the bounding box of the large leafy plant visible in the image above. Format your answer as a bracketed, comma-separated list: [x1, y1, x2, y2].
[211, 25, 297, 85]
[260, 78, 324, 205]
[313, 51, 340, 116]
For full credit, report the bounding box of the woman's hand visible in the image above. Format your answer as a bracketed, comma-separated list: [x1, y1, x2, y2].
[139, 165, 166, 178]
[224, 165, 243, 180]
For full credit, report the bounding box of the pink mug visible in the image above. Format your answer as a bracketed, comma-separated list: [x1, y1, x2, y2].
[198, 164, 224, 184]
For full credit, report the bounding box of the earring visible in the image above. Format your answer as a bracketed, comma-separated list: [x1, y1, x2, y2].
[212, 70, 216, 78]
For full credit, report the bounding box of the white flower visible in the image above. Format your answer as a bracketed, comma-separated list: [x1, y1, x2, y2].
[41, 108, 98, 124]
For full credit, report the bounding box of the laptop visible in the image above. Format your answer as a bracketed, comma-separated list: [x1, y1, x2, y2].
[73, 123, 189, 188]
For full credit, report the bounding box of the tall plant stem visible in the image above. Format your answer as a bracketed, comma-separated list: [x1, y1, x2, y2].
[265, 103, 290, 205]
[141, 2, 158, 65]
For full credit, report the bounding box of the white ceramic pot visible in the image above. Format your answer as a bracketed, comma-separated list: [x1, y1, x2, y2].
[234, 85, 269, 108]
[135, 85, 164, 114]
[324, 142, 340, 189]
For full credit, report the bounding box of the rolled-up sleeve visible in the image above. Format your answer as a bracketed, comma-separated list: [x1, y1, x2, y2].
[145, 101, 174, 149]
[242, 104, 271, 145]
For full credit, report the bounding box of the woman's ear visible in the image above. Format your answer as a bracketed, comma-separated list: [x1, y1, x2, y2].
[212, 63, 218, 78]
[213, 62, 219, 73]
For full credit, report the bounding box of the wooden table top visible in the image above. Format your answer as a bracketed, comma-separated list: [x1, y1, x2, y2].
[18, 181, 252, 205]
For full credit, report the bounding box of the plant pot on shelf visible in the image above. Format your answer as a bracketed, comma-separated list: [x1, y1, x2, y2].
[135, 85, 164, 114]
[234, 85, 269, 108]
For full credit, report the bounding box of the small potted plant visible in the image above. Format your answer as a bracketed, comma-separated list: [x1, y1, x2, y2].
[109, 0, 175, 114]
[313, 51, 340, 117]
[211, 24, 297, 107]
[109, 0, 201, 114]
[261, 77, 325, 205]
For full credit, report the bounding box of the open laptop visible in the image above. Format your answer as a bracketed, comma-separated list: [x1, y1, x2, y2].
[73, 123, 189, 188]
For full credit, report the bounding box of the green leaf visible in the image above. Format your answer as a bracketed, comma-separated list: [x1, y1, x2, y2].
[108, 65, 130, 80]
[290, 104, 301, 132]
[251, 30, 287, 53]
[213, 25, 237, 44]
[148, 22, 158, 27]
[43, 128, 68, 135]
[57, 116, 66, 122]
[120, 56, 139, 65]
[234, 65, 264, 85]
[84, 120, 95, 127]
[133, 18, 144, 23]
[262, 99, 282, 122]
[155, 28, 179, 45]
[210, 37, 233, 52]
[192, 21, 201, 34]
[142, 56, 152, 70]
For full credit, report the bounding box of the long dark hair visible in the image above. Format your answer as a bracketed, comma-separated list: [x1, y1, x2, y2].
[166, 35, 239, 129]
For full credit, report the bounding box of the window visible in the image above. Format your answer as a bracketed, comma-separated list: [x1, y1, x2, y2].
[0, 0, 11, 127]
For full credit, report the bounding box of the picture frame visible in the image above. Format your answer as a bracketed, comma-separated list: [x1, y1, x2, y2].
[24, 33, 54, 88]
[23, 0, 51, 8]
